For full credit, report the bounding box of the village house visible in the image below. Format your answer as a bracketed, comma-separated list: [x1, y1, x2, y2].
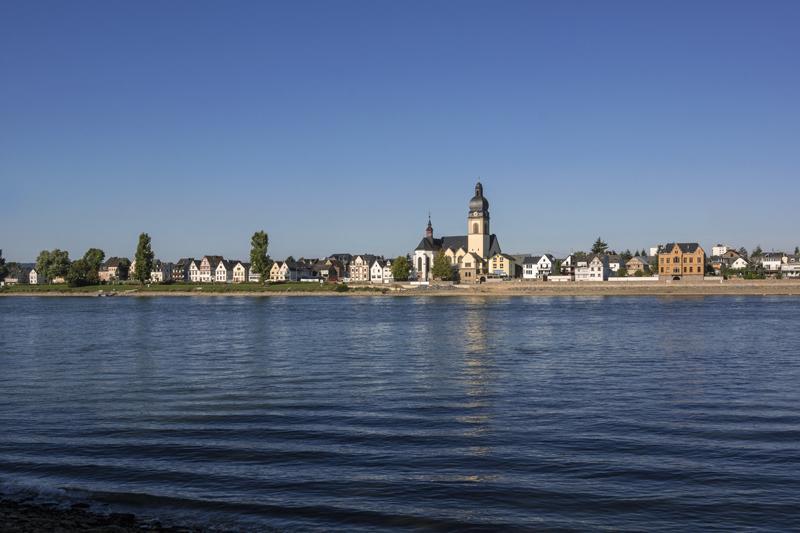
[232, 261, 250, 283]
[349, 255, 377, 282]
[658, 243, 706, 280]
[172, 258, 194, 282]
[575, 255, 610, 281]
[189, 259, 202, 282]
[782, 255, 800, 278]
[215, 260, 235, 283]
[759, 252, 785, 274]
[625, 256, 649, 274]
[560, 255, 576, 276]
[458, 252, 489, 283]
[270, 260, 299, 282]
[29, 268, 41, 285]
[712, 244, 733, 257]
[98, 257, 127, 282]
[490, 253, 518, 278]
[199, 255, 224, 282]
[522, 256, 540, 279]
[3, 264, 34, 285]
[370, 259, 387, 283]
[149, 260, 173, 283]
[607, 255, 624, 273]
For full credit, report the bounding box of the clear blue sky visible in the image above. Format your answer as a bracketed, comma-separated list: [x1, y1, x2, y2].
[2, 1, 798, 262]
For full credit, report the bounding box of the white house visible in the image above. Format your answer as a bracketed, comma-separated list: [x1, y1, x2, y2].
[575, 255, 610, 282]
[349, 255, 376, 282]
[29, 268, 41, 285]
[729, 257, 749, 270]
[712, 244, 732, 257]
[760, 253, 785, 274]
[782, 256, 800, 278]
[382, 260, 393, 282]
[232, 261, 250, 283]
[536, 254, 556, 278]
[215, 260, 234, 283]
[189, 259, 202, 282]
[522, 256, 540, 279]
[370, 259, 385, 283]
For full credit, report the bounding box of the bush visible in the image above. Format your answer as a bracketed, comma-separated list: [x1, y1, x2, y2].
[335, 283, 350, 292]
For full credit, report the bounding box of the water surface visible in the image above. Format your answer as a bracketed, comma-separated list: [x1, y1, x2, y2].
[1, 296, 799, 530]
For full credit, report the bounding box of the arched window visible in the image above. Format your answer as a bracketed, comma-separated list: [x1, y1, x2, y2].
[472, 222, 479, 234]
[417, 257, 422, 271]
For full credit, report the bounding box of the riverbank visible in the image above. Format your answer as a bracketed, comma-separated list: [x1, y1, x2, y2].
[2, 279, 800, 297]
[0, 498, 203, 532]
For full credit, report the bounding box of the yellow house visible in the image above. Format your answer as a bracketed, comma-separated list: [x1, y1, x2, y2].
[489, 253, 518, 278]
[658, 243, 706, 280]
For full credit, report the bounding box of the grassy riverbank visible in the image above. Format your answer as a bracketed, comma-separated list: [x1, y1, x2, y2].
[0, 282, 385, 296]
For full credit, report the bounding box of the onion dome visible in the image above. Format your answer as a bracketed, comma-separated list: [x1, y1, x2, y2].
[469, 181, 489, 213]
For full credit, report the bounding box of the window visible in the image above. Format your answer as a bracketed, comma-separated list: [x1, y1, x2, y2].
[472, 222, 479, 234]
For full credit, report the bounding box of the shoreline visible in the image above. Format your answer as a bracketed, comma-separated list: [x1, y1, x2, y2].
[3, 280, 800, 297]
[0, 498, 204, 532]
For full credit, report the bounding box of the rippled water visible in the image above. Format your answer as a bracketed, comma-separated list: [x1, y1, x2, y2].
[1, 296, 800, 531]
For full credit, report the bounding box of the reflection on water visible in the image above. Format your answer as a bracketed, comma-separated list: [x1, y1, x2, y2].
[1, 296, 800, 531]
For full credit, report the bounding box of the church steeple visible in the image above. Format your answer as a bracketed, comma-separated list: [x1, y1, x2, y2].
[425, 213, 433, 239]
[467, 181, 490, 258]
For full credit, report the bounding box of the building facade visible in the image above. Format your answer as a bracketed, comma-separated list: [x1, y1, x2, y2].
[658, 243, 706, 280]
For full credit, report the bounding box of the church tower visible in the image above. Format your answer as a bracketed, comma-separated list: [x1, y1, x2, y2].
[467, 181, 490, 258]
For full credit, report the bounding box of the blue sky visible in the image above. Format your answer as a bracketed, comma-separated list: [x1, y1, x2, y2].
[2, 1, 798, 262]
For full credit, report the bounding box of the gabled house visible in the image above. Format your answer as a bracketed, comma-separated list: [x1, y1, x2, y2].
[536, 254, 556, 278]
[99, 257, 128, 282]
[270, 260, 299, 282]
[575, 255, 610, 282]
[626, 256, 649, 274]
[607, 255, 624, 273]
[199, 256, 224, 282]
[349, 255, 377, 282]
[189, 259, 202, 282]
[658, 243, 706, 280]
[172, 258, 194, 282]
[370, 259, 386, 283]
[233, 261, 250, 283]
[29, 268, 41, 285]
[458, 252, 488, 283]
[215, 260, 234, 283]
[150, 260, 173, 283]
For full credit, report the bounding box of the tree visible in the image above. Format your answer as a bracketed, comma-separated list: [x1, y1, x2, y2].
[621, 249, 633, 262]
[36, 249, 70, 281]
[0, 249, 7, 280]
[552, 259, 562, 275]
[738, 247, 748, 259]
[795, 246, 799, 255]
[617, 267, 628, 277]
[66, 259, 97, 287]
[634, 269, 645, 277]
[431, 251, 453, 281]
[134, 233, 155, 284]
[591, 237, 608, 255]
[391, 256, 410, 281]
[249, 230, 270, 282]
[118, 258, 131, 280]
[752, 245, 763, 257]
[641, 249, 648, 257]
[83, 248, 105, 276]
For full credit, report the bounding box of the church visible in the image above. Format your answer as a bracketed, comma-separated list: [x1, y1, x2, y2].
[413, 182, 502, 283]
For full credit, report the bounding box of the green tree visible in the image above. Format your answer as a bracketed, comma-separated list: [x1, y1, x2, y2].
[621, 249, 633, 262]
[118, 258, 131, 280]
[134, 233, 155, 284]
[752, 245, 763, 257]
[36, 249, 70, 281]
[552, 259, 562, 275]
[634, 269, 645, 277]
[391, 256, 410, 281]
[66, 259, 98, 287]
[83, 248, 105, 275]
[431, 251, 453, 281]
[738, 247, 748, 259]
[617, 267, 628, 277]
[0, 249, 7, 280]
[795, 246, 799, 255]
[591, 237, 608, 255]
[249, 230, 270, 282]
